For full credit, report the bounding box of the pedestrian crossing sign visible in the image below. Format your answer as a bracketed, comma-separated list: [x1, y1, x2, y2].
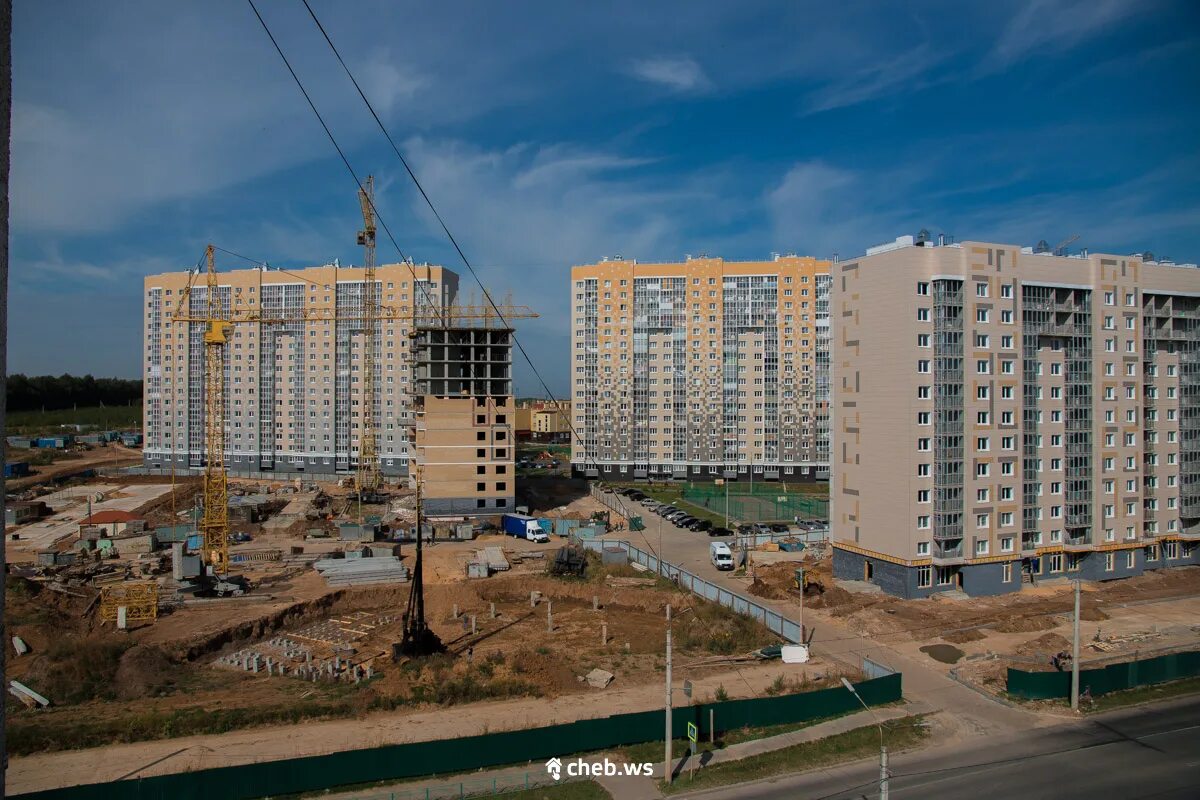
[687, 722, 698, 743]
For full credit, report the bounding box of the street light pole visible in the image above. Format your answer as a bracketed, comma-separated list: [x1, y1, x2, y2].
[665, 603, 673, 785]
[1071, 579, 1081, 712]
[842, 678, 887, 800]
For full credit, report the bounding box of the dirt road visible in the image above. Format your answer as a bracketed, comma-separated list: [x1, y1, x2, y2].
[5, 660, 817, 794]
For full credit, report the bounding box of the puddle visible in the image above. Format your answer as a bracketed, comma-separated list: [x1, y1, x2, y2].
[919, 643, 965, 664]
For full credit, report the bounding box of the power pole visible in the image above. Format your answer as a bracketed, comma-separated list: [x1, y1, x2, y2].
[1071, 579, 1081, 711]
[664, 603, 673, 786]
[0, 3, 10, 790]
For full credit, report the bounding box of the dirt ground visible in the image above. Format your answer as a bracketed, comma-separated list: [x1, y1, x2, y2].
[746, 551, 1200, 700]
[5, 444, 143, 492]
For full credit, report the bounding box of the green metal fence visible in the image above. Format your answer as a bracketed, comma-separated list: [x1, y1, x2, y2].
[15, 673, 900, 800]
[1007, 649, 1200, 700]
[682, 482, 829, 523]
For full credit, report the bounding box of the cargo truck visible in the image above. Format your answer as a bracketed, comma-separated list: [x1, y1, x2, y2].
[502, 513, 550, 543]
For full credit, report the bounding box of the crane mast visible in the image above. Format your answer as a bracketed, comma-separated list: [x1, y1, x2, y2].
[200, 245, 232, 575]
[356, 176, 382, 497]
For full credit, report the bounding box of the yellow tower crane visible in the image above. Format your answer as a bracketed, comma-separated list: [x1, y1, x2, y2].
[201, 244, 234, 575]
[356, 176, 382, 497]
[169, 243, 538, 580]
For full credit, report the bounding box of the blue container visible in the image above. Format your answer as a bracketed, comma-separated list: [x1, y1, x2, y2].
[554, 519, 580, 536]
[4, 462, 31, 478]
[186, 533, 203, 552]
[537, 519, 553, 533]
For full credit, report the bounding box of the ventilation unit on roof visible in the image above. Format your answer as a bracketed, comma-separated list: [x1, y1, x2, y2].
[1033, 240, 1050, 254]
[916, 228, 931, 246]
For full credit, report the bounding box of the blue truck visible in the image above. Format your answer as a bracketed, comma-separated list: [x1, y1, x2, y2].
[501, 513, 550, 543]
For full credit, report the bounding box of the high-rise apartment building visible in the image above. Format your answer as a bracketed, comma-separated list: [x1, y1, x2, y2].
[832, 235, 1200, 597]
[570, 255, 831, 483]
[143, 261, 517, 515]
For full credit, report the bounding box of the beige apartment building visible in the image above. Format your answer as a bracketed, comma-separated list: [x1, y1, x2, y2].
[832, 235, 1200, 597]
[143, 261, 517, 514]
[571, 255, 831, 483]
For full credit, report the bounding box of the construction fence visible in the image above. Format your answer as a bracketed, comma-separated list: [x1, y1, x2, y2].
[1006, 649, 1200, 700]
[579, 538, 805, 644]
[14, 674, 902, 800]
[680, 482, 828, 523]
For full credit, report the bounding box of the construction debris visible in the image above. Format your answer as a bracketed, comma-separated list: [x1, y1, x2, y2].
[9, 680, 50, 708]
[583, 668, 615, 689]
[11, 636, 29, 656]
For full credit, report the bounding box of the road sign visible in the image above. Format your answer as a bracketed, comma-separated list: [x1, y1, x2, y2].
[687, 722, 698, 743]
[683, 679, 693, 698]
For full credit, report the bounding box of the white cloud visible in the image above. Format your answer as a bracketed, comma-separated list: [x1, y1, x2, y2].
[626, 56, 712, 93]
[766, 161, 915, 258]
[805, 44, 947, 114]
[986, 0, 1138, 70]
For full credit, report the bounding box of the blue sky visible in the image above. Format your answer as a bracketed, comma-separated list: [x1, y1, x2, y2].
[10, 0, 1200, 394]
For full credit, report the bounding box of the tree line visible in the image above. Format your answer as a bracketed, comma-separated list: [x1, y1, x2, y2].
[6, 374, 143, 413]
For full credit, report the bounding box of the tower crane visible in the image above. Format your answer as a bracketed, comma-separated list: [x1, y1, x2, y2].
[356, 176, 382, 499]
[168, 242, 538, 588]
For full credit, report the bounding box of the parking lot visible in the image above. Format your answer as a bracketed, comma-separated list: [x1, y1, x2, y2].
[596, 486, 828, 581]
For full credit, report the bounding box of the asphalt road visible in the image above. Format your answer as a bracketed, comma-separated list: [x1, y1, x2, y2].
[680, 694, 1200, 800]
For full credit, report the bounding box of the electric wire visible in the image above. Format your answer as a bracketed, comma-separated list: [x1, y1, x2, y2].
[246, 0, 445, 326]
[294, 0, 658, 554]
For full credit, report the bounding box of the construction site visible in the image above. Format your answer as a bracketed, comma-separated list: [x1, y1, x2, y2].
[1, 179, 859, 783]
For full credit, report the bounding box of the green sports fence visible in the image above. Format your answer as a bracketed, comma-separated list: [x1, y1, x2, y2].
[1006, 649, 1200, 700]
[15, 673, 900, 800]
[682, 483, 829, 523]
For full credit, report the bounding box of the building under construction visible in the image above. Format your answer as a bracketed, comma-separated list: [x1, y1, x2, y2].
[142, 259, 528, 514]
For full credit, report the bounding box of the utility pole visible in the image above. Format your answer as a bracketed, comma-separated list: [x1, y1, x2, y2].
[664, 604, 673, 786]
[1071, 579, 1081, 711]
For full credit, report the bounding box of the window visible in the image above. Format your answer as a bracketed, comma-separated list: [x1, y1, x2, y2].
[917, 282, 929, 296]
[1126, 550, 1136, 569]
[917, 516, 931, 530]
[1002, 563, 1012, 583]
[918, 359, 931, 373]
[1105, 552, 1115, 572]
[1001, 310, 1013, 324]
[917, 411, 931, 425]
[975, 539, 989, 555]
[1104, 291, 1115, 305]
[976, 513, 990, 529]
[936, 567, 954, 586]
[917, 489, 931, 503]
[1049, 553, 1063, 573]
[1001, 536, 1014, 552]
[977, 308, 990, 323]
[917, 308, 930, 321]
[917, 333, 931, 348]
[1001, 284, 1013, 299]
[976, 282, 989, 298]
[917, 565, 932, 588]
[917, 541, 930, 555]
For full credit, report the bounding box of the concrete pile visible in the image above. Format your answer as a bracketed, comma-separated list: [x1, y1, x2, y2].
[313, 554, 410, 586]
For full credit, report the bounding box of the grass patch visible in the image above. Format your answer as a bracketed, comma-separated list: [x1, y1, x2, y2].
[1084, 676, 1200, 713]
[659, 715, 930, 795]
[498, 783, 612, 800]
[6, 405, 143, 435]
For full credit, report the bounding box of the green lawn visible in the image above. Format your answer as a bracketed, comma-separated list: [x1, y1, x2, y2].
[1084, 676, 1200, 713]
[659, 715, 930, 795]
[494, 783, 611, 800]
[6, 405, 142, 435]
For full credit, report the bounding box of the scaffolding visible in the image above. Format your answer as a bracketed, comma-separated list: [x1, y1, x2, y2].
[99, 582, 160, 625]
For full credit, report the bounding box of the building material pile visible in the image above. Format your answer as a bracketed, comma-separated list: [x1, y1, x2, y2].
[313, 554, 409, 586]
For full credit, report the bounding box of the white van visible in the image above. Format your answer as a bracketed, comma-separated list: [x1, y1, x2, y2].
[709, 542, 734, 570]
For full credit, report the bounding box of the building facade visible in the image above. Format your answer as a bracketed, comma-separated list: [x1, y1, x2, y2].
[832, 236, 1200, 597]
[143, 261, 457, 479]
[570, 255, 831, 483]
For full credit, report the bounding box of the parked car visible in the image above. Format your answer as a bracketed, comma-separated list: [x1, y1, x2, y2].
[769, 523, 790, 534]
[690, 519, 713, 532]
[675, 515, 697, 527]
[708, 526, 733, 537]
[628, 491, 647, 501]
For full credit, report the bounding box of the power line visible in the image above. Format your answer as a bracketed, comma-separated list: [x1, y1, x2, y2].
[294, 0, 657, 554]
[245, 0, 444, 326]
